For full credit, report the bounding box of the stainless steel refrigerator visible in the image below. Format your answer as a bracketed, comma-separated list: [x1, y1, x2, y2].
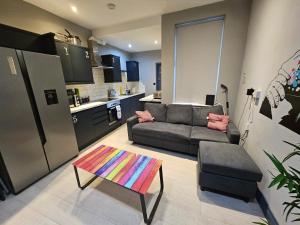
[0, 47, 78, 194]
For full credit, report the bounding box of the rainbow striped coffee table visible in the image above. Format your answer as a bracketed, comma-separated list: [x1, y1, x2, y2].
[73, 145, 163, 225]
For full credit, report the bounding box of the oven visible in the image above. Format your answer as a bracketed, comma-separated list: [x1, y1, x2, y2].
[107, 100, 121, 126]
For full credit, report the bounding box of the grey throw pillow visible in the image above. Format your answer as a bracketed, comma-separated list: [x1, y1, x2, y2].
[144, 103, 167, 122]
[193, 105, 224, 126]
[167, 104, 193, 125]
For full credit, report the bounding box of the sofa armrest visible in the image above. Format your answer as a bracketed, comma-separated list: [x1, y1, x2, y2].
[227, 121, 240, 144]
[127, 115, 139, 141]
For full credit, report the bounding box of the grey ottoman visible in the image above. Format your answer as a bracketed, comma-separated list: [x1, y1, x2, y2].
[198, 141, 262, 201]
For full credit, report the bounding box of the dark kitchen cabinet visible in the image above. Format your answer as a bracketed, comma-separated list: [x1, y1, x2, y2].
[72, 105, 109, 150]
[72, 94, 145, 150]
[126, 61, 139, 81]
[55, 42, 73, 83]
[101, 54, 122, 83]
[55, 41, 94, 84]
[69, 45, 93, 83]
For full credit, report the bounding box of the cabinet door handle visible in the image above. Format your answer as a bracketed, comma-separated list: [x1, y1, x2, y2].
[72, 115, 78, 124]
[85, 51, 89, 59]
[64, 47, 69, 56]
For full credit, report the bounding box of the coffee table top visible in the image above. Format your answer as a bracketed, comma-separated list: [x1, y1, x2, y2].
[73, 145, 162, 194]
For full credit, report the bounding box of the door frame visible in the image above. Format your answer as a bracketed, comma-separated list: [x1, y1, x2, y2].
[156, 62, 161, 91]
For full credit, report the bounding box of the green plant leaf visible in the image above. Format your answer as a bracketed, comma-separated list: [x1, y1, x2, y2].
[289, 167, 300, 177]
[253, 218, 270, 225]
[277, 177, 288, 189]
[283, 151, 300, 162]
[283, 141, 300, 151]
[283, 200, 300, 221]
[264, 151, 286, 174]
[269, 174, 284, 188]
[288, 182, 295, 192]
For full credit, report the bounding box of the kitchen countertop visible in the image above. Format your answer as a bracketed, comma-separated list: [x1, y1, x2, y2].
[70, 92, 145, 114]
[139, 94, 162, 103]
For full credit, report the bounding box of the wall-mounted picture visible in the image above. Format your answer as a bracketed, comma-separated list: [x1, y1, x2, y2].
[260, 50, 300, 135]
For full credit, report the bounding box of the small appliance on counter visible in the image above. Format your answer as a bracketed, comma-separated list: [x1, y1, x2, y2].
[80, 96, 90, 104]
[108, 88, 117, 97]
[153, 91, 162, 99]
[67, 88, 81, 107]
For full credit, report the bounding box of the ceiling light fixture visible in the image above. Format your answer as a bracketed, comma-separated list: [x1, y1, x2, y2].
[128, 44, 132, 48]
[107, 3, 116, 10]
[71, 5, 77, 13]
[154, 40, 158, 44]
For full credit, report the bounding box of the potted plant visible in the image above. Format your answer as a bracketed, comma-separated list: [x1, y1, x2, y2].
[254, 141, 300, 225]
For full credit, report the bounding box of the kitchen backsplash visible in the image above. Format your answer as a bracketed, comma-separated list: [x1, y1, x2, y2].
[66, 68, 145, 101]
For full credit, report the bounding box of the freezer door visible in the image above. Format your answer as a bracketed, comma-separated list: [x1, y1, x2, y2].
[0, 47, 49, 193]
[22, 51, 78, 171]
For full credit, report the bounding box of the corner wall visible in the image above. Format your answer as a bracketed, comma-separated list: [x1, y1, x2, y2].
[234, 1, 300, 224]
[161, 0, 251, 115]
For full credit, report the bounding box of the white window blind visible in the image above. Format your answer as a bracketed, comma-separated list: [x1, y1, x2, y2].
[174, 18, 224, 104]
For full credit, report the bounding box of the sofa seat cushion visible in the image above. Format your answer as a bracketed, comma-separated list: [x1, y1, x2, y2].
[199, 142, 262, 182]
[132, 122, 191, 142]
[190, 126, 229, 144]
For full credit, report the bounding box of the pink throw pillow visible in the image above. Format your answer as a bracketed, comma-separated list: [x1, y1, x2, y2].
[207, 113, 229, 132]
[208, 113, 229, 123]
[135, 110, 154, 123]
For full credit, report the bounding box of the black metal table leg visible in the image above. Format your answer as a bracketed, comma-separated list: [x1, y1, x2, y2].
[74, 166, 98, 190]
[140, 166, 164, 225]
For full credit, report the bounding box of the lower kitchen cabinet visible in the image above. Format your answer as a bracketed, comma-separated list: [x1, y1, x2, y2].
[72, 93, 145, 150]
[72, 105, 110, 150]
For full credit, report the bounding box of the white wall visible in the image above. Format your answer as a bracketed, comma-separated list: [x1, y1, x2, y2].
[131, 50, 161, 96]
[234, 1, 300, 224]
[161, 0, 251, 115]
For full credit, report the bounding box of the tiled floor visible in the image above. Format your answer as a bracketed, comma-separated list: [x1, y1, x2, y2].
[0, 125, 265, 225]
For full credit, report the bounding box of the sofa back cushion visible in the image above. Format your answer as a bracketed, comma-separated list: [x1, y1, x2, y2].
[167, 104, 193, 125]
[192, 105, 224, 126]
[144, 103, 167, 122]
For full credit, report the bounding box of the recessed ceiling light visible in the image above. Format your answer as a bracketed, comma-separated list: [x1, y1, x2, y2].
[154, 40, 158, 44]
[71, 5, 77, 13]
[128, 44, 132, 48]
[107, 3, 116, 10]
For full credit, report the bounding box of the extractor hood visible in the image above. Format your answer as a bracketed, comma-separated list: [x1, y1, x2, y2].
[88, 39, 113, 69]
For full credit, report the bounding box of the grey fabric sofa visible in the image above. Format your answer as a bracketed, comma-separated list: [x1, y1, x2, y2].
[127, 103, 240, 156]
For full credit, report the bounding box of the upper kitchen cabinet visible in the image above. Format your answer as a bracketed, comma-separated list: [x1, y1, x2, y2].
[126, 61, 139, 81]
[69, 45, 93, 83]
[101, 54, 122, 83]
[55, 41, 94, 84]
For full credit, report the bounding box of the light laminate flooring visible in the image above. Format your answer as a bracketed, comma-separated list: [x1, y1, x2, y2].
[0, 125, 265, 225]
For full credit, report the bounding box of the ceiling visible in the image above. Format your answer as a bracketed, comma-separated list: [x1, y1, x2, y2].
[100, 25, 161, 52]
[24, 0, 222, 52]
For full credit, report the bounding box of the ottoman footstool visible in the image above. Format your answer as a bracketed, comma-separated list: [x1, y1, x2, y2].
[198, 141, 262, 201]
